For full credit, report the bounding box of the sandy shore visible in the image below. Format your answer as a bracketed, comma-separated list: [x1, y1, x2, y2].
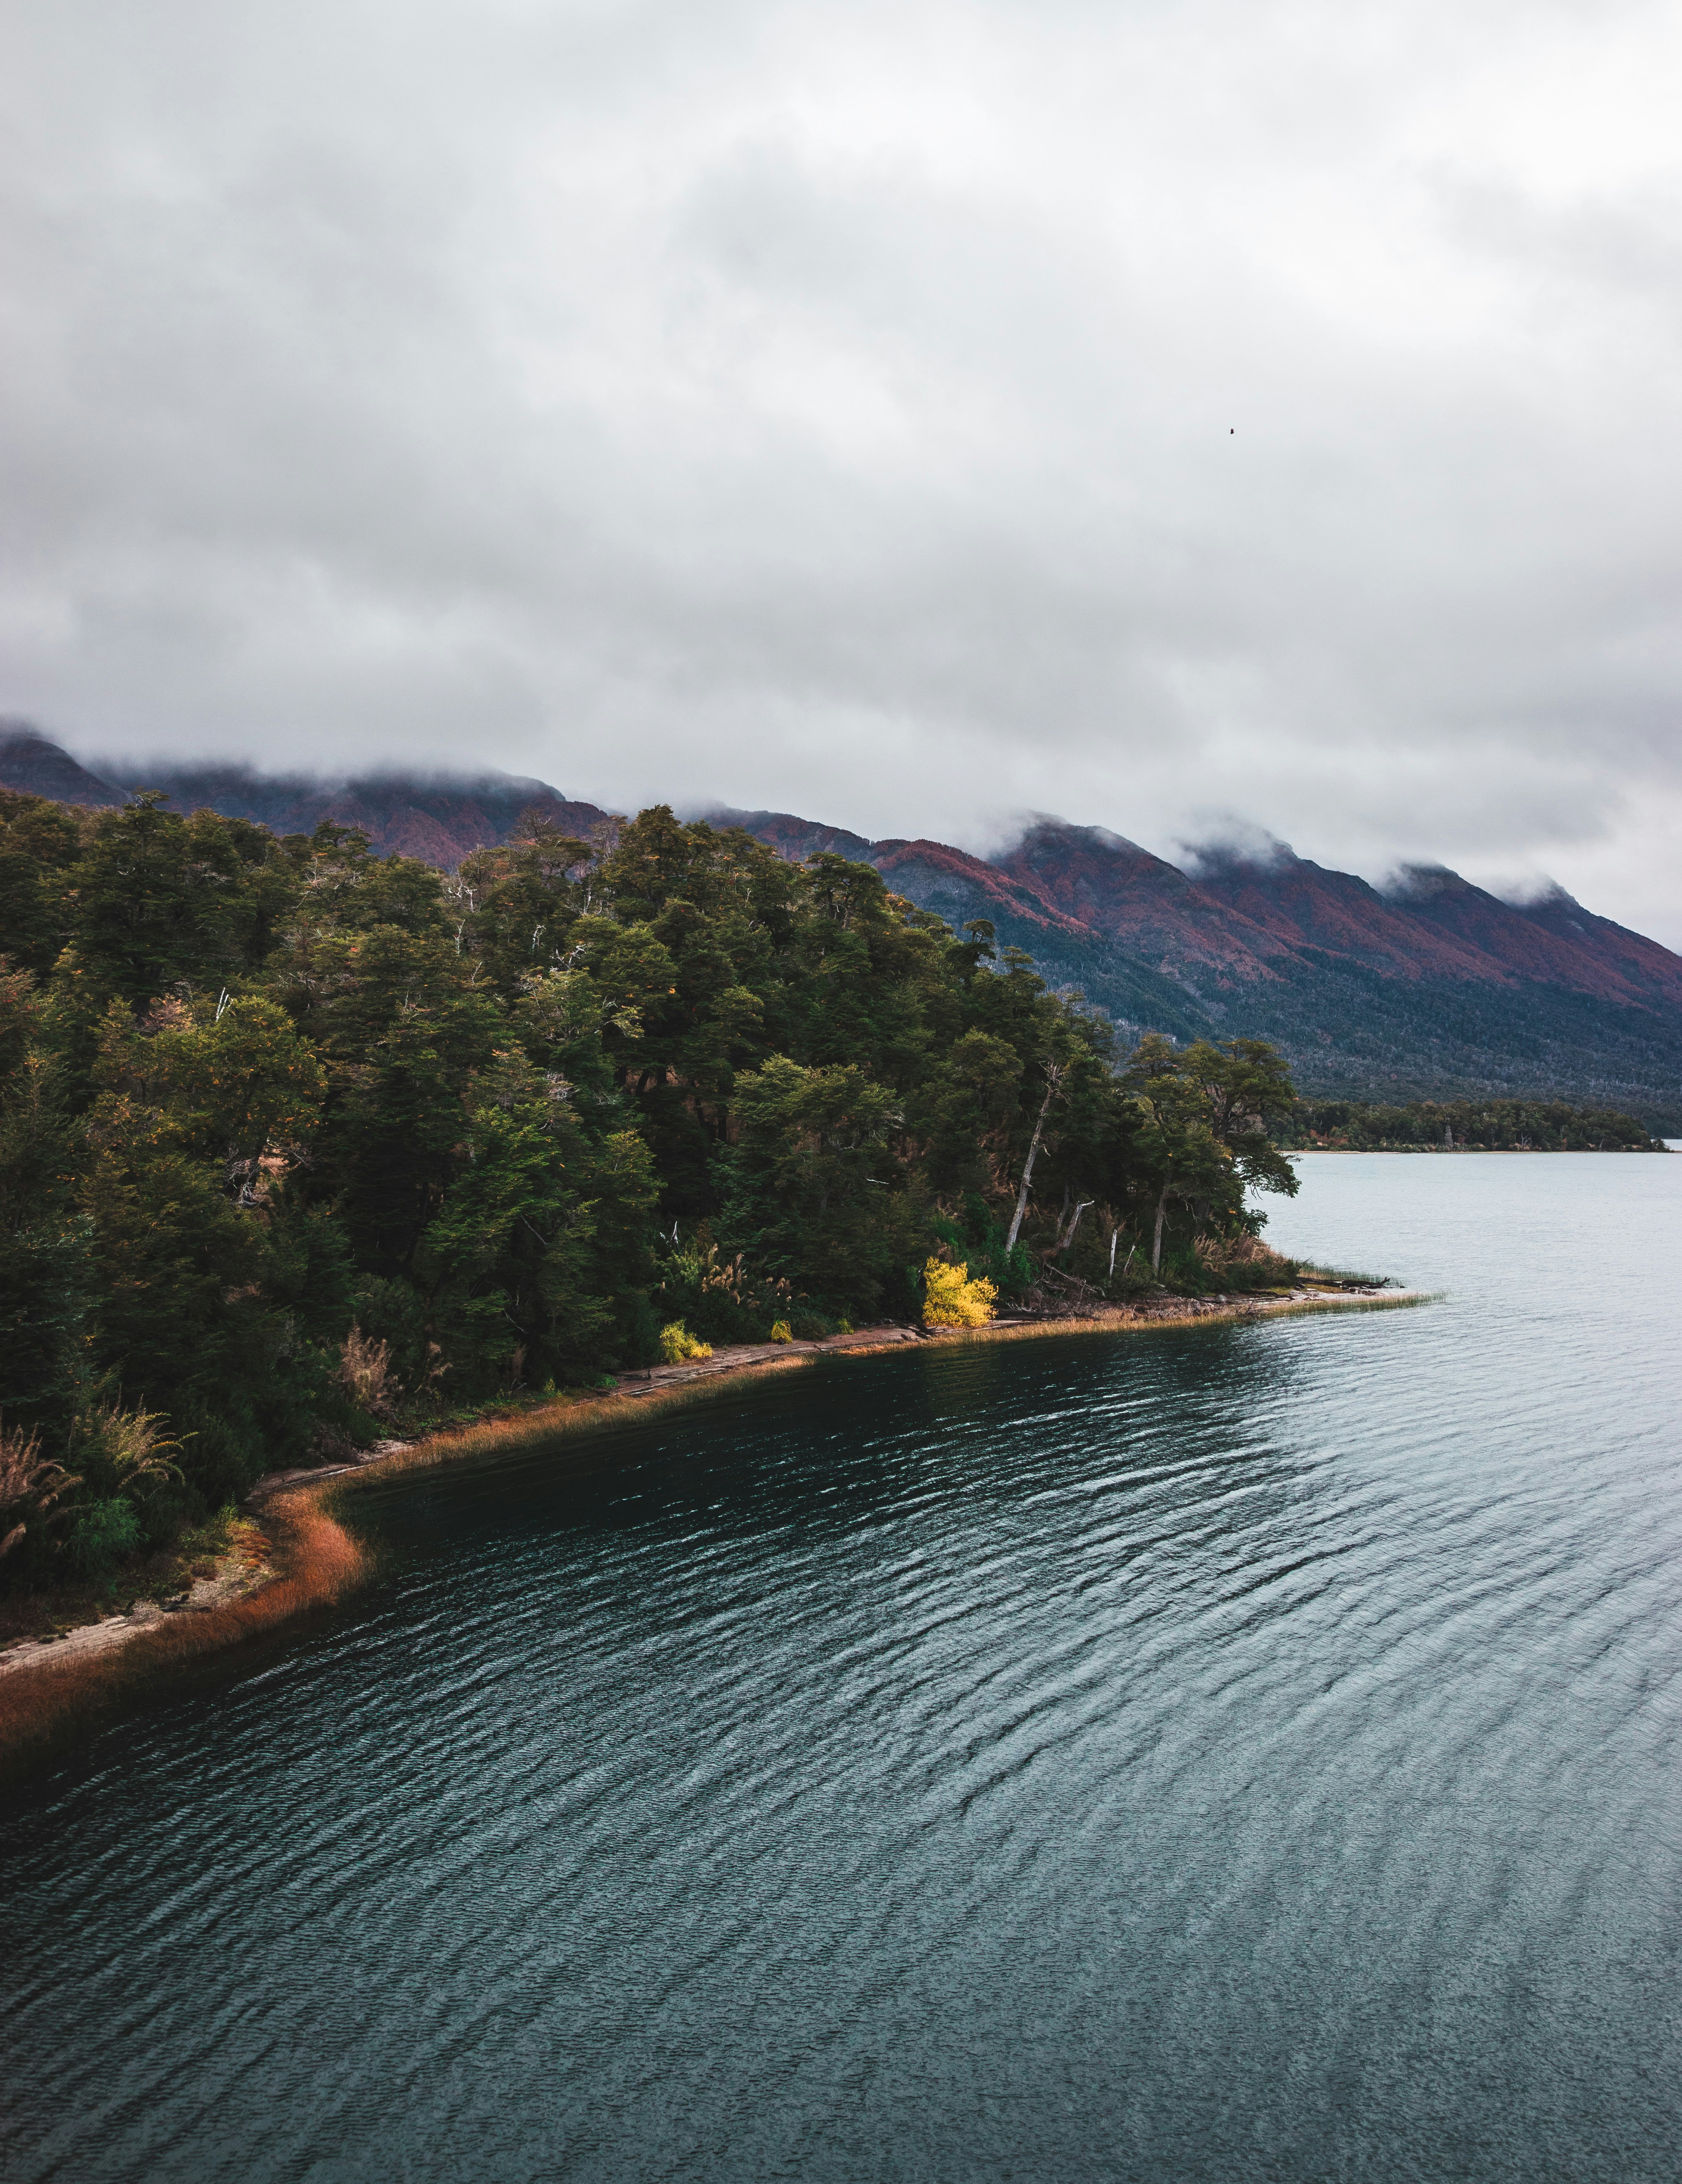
[0, 1283, 1419, 1776]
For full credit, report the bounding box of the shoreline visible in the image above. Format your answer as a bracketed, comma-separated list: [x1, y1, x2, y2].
[0, 1284, 1422, 1779]
[1285, 1145, 1669, 1155]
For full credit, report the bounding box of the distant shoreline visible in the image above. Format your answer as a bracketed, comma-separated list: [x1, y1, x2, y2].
[0, 1285, 1423, 1779]
[1288, 1144, 1671, 1154]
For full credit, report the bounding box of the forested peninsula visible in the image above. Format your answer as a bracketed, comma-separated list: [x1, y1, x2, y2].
[0, 787, 1325, 1611]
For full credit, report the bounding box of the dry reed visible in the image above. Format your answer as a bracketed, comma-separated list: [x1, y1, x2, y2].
[341, 1326, 397, 1414]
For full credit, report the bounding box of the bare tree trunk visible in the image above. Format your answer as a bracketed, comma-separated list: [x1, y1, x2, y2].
[1151, 1179, 1171, 1274]
[1058, 1200, 1095, 1255]
[1004, 1066, 1064, 1255]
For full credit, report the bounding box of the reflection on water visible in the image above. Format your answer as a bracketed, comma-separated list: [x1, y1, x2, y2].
[5, 1153, 1682, 2182]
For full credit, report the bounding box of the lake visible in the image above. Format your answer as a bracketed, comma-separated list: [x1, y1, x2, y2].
[4, 1152, 1681, 2181]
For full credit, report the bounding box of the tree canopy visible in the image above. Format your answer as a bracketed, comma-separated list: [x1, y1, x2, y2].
[0, 787, 1302, 1593]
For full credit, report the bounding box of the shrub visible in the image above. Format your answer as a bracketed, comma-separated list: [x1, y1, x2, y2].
[616, 1291, 664, 1370]
[769, 1320, 793, 1343]
[73, 1401, 186, 1493]
[658, 1240, 795, 1348]
[341, 1326, 398, 1414]
[66, 1496, 142, 1579]
[350, 1276, 431, 1391]
[1192, 1231, 1297, 1292]
[923, 1258, 998, 1327]
[0, 1417, 80, 1568]
[659, 1321, 714, 1364]
[788, 1309, 831, 1341]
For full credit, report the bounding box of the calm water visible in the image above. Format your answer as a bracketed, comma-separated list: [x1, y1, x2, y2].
[5, 1154, 1682, 2182]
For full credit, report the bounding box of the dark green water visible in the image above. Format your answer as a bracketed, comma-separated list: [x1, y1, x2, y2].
[5, 1153, 1682, 2182]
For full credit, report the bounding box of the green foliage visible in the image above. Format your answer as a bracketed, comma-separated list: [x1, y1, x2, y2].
[1275, 1098, 1659, 1150]
[0, 786, 1307, 1597]
[653, 1232, 794, 1345]
[65, 1497, 143, 1580]
[0, 1054, 89, 1439]
[1125, 1035, 1299, 1270]
[0, 789, 83, 977]
[720, 1057, 921, 1321]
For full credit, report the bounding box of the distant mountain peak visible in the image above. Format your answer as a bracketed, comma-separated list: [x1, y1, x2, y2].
[0, 721, 123, 807]
[1382, 861, 1484, 904]
[1005, 812, 1159, 857]
[695, 807, 875, 863]
[1177, 825, 1300, 875]
[1500, 877, 1582, 913]
[1003, 811, 1145, 853]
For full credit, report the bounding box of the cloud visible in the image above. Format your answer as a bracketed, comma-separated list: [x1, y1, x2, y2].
[2, 0, 1680, 939]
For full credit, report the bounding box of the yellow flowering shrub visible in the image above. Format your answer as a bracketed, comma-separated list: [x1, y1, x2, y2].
[922, 1258, 998, 1327]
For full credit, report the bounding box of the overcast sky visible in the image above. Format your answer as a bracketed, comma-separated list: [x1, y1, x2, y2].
[4, 0, 1681, 939]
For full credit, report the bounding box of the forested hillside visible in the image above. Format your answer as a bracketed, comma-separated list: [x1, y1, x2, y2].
[0, 789, 1301, 1596]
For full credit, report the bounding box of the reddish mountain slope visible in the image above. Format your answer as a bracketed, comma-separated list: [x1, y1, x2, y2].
[868, 838, 1097, 947]
[991, 822, 1289, 981]
[1184, 846, 1505, 982]
[707, 806, 1682, 1117]
[710, 801, 1682, 1021]
[1384, 865, 1682, 1009]
[706, 809, 875, 865]
[1510, 886, 1682, 1011]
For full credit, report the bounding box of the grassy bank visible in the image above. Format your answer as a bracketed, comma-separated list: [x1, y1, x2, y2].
[0, 1489, 366, 1783]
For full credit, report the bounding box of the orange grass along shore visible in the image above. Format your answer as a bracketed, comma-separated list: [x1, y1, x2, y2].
[0, 1282, 1419, 1780]
[0, 1493, 368, 1782]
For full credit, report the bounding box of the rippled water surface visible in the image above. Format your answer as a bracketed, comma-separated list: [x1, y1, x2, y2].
[6, 1153, 1682, 2182]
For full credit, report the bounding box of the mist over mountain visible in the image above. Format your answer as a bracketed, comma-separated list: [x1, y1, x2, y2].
[0, 726, 609, 869]
[4, 726, 1678, 1124]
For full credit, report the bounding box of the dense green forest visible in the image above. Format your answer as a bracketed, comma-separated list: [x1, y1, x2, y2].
[1274, 1099, 1662, 1151]
[0, 788, 1306, 1595]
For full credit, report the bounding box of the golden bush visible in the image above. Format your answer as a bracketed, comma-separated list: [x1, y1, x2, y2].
[922, 1259, 998, 1327]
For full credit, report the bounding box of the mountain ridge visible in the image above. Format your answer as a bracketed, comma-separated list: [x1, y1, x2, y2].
[0, 727, 610, 869]
[4, 727, 1678, 1121]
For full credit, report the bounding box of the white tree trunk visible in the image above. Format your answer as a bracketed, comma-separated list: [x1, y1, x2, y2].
[1151, 1179, 1171, 1274]
[1004, 1067, 1064, 1254]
